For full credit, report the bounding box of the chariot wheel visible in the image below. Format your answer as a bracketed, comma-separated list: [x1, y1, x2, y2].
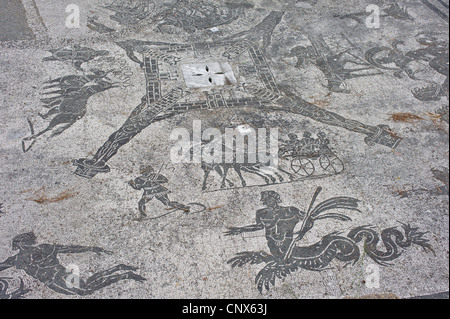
[291, 157, 315, 177]
[319, 155, 345, 174]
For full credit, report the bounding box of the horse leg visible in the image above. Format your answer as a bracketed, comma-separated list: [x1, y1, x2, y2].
[278, 167, 296, 181]
[221, 166, 231, 189]
[50, 122, 76, 138]
[215, 165, 234, 188]
[241, 166, 272, 184]
[202, 169, 211, 191]
[31, 114, 76, 140]
[26, 126, 52, 140]
[274, 172, 284, 183]
[80, 271, 145, 295]
[257, 167, 277, 183]
[233, 165, 247, 188]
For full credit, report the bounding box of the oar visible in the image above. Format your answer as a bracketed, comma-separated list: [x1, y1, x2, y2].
[283, 187, 322, 261]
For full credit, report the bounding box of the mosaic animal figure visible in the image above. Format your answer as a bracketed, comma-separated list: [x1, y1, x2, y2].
[200, 141, 285, 190]
[22, 71, 117, 152]
[201, 162, 234, 191]
[43, 45, 109, 71]
[365, 33, 449, 101]
[155, 0, 251, 33]
[102, 0, 155, 26]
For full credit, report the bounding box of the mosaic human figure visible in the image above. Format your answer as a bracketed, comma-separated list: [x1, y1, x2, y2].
[289, 35, 381, 93]
[0, 233, 146, 296]
[226, 191, 305, 259]
[101, 0, 155, 26]
[154, 0, 250, 34]
[316, 131, 331, 153]
[279, 134, 301, 156]
[128, 166, 190, 219]
[299, 132, 316, 152]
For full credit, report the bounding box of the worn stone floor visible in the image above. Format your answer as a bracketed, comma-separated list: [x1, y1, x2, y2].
[0, 0, 448, 299]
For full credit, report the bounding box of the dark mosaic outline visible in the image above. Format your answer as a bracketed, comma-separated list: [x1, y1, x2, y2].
[226, 187, 434, 293]
[70, 11, 402, 179]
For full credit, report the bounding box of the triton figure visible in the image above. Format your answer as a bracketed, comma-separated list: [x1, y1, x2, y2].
[226, 191, 305, 259]
[226, 188, 433, 293]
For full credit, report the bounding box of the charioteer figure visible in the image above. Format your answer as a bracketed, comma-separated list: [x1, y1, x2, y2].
[316, 131, 331, 153]
[279, 133, 301, 157]
[300, 132, 316, 152]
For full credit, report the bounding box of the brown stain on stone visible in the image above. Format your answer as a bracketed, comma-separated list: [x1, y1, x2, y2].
[390, 113, 424, 123]
[27, 187, 77, 204]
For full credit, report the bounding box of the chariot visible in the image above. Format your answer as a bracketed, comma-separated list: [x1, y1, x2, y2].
[279, 142, 344, 177]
